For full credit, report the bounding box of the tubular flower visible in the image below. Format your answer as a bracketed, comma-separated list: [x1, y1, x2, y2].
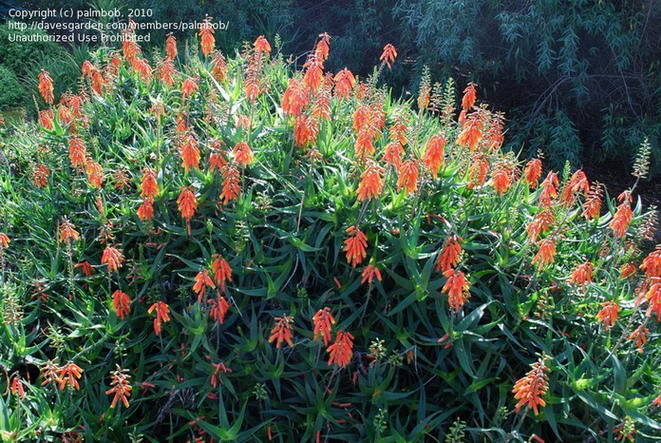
[211, 51, 228, 81]
[361, 264, 382, 284]
[561, 169, 589, 205]
[620, 262, 637, 279]
[137, 197, 155, 221]
[269, 315, 295, 348]
[253, 36, 272, 55]
[131, 58, 152, 83]
[0, 232, 8, 251]
[442, 269, 470, 312]
[38, 70, 55, 104]
[10, 376, 26, 398]
[456, 113, 483, 151]
[31, 163, 50, 188]
[611, 191, 633, 238]
[148, 301, 170, 335]
[379, 44, 397, 69]
[524, 158, 542, 189]
[193, 269, 216, 303]
[158, 60, 177, 87]
[165, 34, 177, 60]
[597, 301, 620, 329]
[327, 331, 354, 368]
[85, 160, 104, 188]
[101, 246, 125, 273]
[59, 217, 80, 243]
[396, 160, 419, 194]
[199, 19, 215, 56]
[467, 155, 489, 189]
[41, 360, 60, 387]
[220, 164, 241, 204]
[389, 116, 408, 146]
[538, 172, 559, 207]
[627, 326, 649, 353]
[106, 366, 132, 408]
[355, 130, 376, 158]
[436, 235, 463, 272]
[208, 295, 230, 324]
[303, 55, 324, 91]
[312, 307, 336, 346]
[39, 109, 54, 129]
[491, 162, 512, 194]
[111, 290, 131, 320]
[640, 246, 661, 278]
[75, 261, 93, 276]
[569, 261, 594, 286]
[233, 142, 254, 167]
[357, 161, 384, 202]
[209, 361, 232, 388]
[382, 142, 404, 169]
[343, 226, 368, 268]
[640, 280, 661, 319]
[282, 78, 310, 116]
[140, 168, 159, 198]
[512, 357, 550, 415]
[211, 255, 233, 292]
[208, 149, 227, 172]
[293, 115, 319, 148]
[333, 68, 355, 98]
[527, 209, 554, 242]
[69, 138, 88, 169]
[532, 238, 556, 270]
[181, 78, 198, 98]
[422, 134, 446, 178]
[180, 136, 201, 171]
[582, 183, 603, 220]
[315, 33, 331, 62]
[461, 83, 477, 110]
[57, 362, 83, 391]
[177, 186, 198, 222]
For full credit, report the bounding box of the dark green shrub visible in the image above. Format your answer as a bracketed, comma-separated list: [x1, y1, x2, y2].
[0, 65, 24, 110]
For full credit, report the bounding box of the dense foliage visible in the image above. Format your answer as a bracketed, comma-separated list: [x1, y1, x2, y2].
[0, 23, 660, 442]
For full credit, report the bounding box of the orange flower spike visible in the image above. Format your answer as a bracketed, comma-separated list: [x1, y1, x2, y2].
[177, 186, 198, 221]
[620, 262, 637, 279]
[158, 60, 177, 87]
[140, 168, 159, 198]
[106, 366, 132, 408]
[461, 83, 477, 111]
[382, 142, 404, 169]
[38, 70, 55, 104]
[268, 315, 295, 348]
[211, 254, 233, 292]
[69, 137, 88, 169]
[361, 264, 382, 285]
[343, 226, 368, 268]
[208, 295, 230, 324]
[642, 281, 661, 319]
[380, 44, 397, 69]
[282, 78, 310, 116]
[357, 161, 384, 202]
[57, 361, 83, 391]
[253, 35, 272, 55]
[85, 160, 104, 188]
[303, 55, 324, 91]
[327, 331, 354, 368]
[39, 109, 54, 129]
[209, 361, 232, 388]
[193, 269, 216, 303]
[10, 376, 26, 398]
[233, 142, 254, 167]
[569, 261, 594, 286]
[74, 261, 93, 276]
[59, 217, 80, 243]
[524, 158, 542, 189]
[101, 246, 125, 273]
[538, 172, 559, 207]
[422, 134, 446, 178]
[165, 34, 177, 60]
[181, 78, 198, 99]
[147, 301, 171, 336]
[199, 19, 215, 57]
[0, 232, 9, 251]
[111, 290, 131, 320]
[611, 191, 634, 238]
[492, 162, 512, 194]
[597, 301, 620, 329]
[532, 239, 556, 270]
[582, 183, 603, 220]
[512, 356, 551, 415]
[137, 197, 155, 221]
[456, 113, 483, 151]
[333, 68, 355, 98]
[562, 169, 589, 204]
[312, 307, 335, 346]
[627, 326, 649, 353]
[211, 52, 228, 81]
[315, 33, 331, 62]
[180, 136, 201, 171]
[441, 269, 470, 312]
[640, 246, 661, 278]
[397, 160, 419, 195]
[293, 115, 319, 148]
[436, 235, 463, 273]
[220, 164, 241, 204]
